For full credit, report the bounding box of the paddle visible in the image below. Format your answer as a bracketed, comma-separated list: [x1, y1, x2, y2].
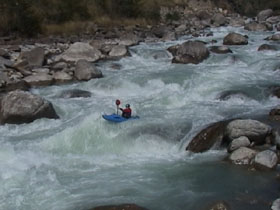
[116, 99, 121, 115]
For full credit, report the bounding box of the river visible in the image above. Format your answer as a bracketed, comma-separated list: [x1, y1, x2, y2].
[0, 26, 280, 210]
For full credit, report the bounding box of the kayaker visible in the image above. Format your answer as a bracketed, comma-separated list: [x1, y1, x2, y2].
[119, 104, 132, 118]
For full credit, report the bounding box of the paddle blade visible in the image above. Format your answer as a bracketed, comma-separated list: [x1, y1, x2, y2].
[116, 99, 121, 106]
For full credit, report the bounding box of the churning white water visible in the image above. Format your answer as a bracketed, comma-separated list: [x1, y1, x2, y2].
[1, 27, 280, 210]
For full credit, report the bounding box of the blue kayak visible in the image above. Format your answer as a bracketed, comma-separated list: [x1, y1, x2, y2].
[102, 114, 139, 123]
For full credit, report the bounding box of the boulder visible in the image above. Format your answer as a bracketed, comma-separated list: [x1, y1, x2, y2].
[254, 150, 278, 170]
[108, 45, 129, 58]
[186, 120, 229, 153]
[212, 13, 227, 26]
[168, 41, 209, 64]
[229, 147, 257, 165]
[269, 106, 280, 121]
[21, 47, 45, 67]
[74, 59, 102, 81]
[206, 201, 231, 210]
[90, 204, 149, 210]
[258, 44, 277, 51]
[0, 90, 59, 124]
[0, 72, 29, 92]
[217, 90, 249, 101]
[58, 42, 102, 63]
[53, 72, 73, 84]
[210, 46, 232, 54]
[272, 198, 280, 210]
[265, 33, 280, 41]
[23, 73, 54, 87]
[60, 89, 92, 98]
[267, 16, 280, 24]
[244, 22, 269, 31]
[223, 33, 248, 45]
[228, 136, 251, 153]
[0, 56, 13, 69]
[225, 119, 272, 144]
[257, 9, 273, 22]
[52, 62, 68, 71]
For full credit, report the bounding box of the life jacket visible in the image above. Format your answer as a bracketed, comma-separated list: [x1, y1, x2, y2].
[122, 108, 131, 118]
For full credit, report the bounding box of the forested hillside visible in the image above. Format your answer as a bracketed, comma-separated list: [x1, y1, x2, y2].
[0, 0, 279, 37]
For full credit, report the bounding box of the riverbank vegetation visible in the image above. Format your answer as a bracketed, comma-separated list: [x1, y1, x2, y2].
[0, 0, 279, 37]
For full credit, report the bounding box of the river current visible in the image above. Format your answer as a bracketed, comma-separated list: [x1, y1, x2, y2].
[1, 27, 280, 210]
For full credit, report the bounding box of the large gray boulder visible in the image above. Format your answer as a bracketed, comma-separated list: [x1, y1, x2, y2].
[257, 9, 273, 22]
[74, 59, 102, 81]
[168, 41, 209, 64]
[225, 119, 272, 144]
[229, 147, 257, 165]
[108, 45, 129, 58]
[53, 72, 73, 84]
[0, 90, 59, 124]
[265, 33, 280, 41]
[254, 150, 278, 170]
[244, 22, 269, 31]
[223, 33, 248, 45]
[212, 13, 227, 26]
[58, 42, 102, 63]
[23, 73, 54, 87]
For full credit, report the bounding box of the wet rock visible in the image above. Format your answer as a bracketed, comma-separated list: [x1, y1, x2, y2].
[217, 90, 248, 101]
[0, 57, 13, 69]
[206, 201, 231, 210]
[257, 9, 273, 22]
[0, 49, 10, 59]
[0, 90, 59, 124]
[271, 198, 280, 210]
[229, 147, 257, 165]
[75, 59, 102, 81]
[244, 22, 269, 31]
[225, 119, 272, 145]
[23, 73, 54, 87]
[229, 17, 245, 27]
[89, 204, 149, 210]
[223, 33, 248, 45]
[53, 71, 73, 84]
[168, 41, 209, 64]
[52, 62, 68, 71]
[186, 120, 230, 153]
[60, 89, 91, 98]
[58, 42, 103, 63]
[265, 33, 280, 41]
[269, 106, 280, 121]
[228, 136, 251, 153]
[254, 150, 278, 170]
[212, 13, 227, 26]
[258, 44, 277, 51]
[210, 46, 232, 54]
[108, 45, 129, 58]
[267, 16, 280, 24]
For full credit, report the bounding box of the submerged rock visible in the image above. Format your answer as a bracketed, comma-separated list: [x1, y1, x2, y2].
[186, 120, 230, 153]
[0, 90, 59, 124]
[210, 46, 232, 54]
[258, 44, 277, 51]
[60, 89, 92, 98]
[89, 204, 149, 210]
